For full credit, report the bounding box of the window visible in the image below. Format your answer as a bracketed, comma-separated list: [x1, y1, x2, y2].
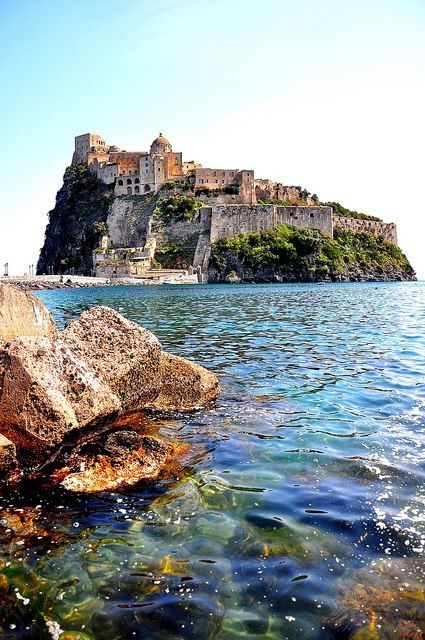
[127, 178, 132, 184]
[118, 179, 123, 186]
[144, 184, 151, 192]
[135, 186, 140, 194]
[127, 186, 132, 195]
[135, 178, 140, 184]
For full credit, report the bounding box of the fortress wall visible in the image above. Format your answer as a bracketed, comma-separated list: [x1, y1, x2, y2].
[210, 205, 332, 242]
[197, 191, 253, 206]
[333, 216, 398, 245]
[275, 207, 333, 235]
[210, 205, 278, 241]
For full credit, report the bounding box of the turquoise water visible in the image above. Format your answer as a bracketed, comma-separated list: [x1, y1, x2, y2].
[1, 282, 424, 639]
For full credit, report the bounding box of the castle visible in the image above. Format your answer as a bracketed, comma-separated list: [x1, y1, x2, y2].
[72, 132, 256, 203]
[72, 133, 398, 279]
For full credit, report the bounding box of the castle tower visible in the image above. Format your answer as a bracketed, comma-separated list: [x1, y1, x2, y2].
[72, 133, 108, 165]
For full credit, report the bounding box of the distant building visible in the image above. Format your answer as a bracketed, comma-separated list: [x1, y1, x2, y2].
[72, 132, 256, 202]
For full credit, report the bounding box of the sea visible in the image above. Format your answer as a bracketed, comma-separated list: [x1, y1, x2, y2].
[0, 282, 424, 639]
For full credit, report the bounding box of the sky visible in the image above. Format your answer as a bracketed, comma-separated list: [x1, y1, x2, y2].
[0, 0, 424, 277]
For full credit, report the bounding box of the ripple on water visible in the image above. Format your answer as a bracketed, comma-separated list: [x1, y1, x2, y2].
[1, 282, 422, 639]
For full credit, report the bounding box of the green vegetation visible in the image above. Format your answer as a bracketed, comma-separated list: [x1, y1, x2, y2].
[195, 184, 239, 197]
[322, 201, 381, 221]
[37, 164, 114, 275]
[154, 194, 203, 224]
[209, 224, 414, 282]
[154, 243, 194, 269]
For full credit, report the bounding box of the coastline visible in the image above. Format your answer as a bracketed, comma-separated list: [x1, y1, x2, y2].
[0, 273, 199, 291]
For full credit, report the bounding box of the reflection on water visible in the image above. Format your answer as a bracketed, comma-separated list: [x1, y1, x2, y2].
[1, 282, 424, 639]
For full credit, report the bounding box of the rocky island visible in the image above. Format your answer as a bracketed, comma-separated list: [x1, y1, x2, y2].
[37, 132, 415, 283]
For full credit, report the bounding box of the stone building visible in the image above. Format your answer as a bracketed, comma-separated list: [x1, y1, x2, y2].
[72, 132, 254, 199]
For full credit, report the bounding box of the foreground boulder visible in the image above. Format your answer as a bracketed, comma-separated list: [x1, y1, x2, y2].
[0, 336, 121, 450]
[0, 285, 219, 490]
[148, 352, 219, 412]
[0, 284, 57, 341]
[62, 306, 162, 409]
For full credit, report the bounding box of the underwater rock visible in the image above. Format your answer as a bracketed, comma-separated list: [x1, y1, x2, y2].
[62, 306, 162, 409]
[0, 283, 57, 341]
[324, 557, 425, 639]
[0, 335, 121, 450]
[147, 352, 220, 412]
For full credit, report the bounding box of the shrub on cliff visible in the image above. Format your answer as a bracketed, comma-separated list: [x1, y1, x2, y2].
[209, 224, 415, 282]
[323, 201, 381, 221]
[155, 194, 203, 225]
[37, 164, 114, 275]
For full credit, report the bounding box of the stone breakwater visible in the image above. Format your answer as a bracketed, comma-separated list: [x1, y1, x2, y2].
[0, 284, 219, 491]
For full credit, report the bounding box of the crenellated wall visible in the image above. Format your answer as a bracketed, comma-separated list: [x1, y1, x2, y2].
[333, 216, 397, 244]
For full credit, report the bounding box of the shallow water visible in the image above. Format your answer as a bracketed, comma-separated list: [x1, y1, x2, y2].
[1, 282, 424, 639]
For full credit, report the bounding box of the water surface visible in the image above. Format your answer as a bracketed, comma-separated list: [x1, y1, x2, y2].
[1, 282, 424, 639]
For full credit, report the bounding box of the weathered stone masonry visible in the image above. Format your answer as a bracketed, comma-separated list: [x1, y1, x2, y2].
[210, 205, 333, 242]
[333, 216, 397, 245]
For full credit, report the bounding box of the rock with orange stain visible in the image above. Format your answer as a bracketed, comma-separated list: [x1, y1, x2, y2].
[59, 430, 170, 492]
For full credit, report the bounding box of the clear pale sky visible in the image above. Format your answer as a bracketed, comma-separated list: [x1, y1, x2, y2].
[1, 0, 424, 277]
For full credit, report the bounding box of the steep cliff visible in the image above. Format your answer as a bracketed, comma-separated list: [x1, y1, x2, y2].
[208, 225, 416, 283]
[37, 165, 114, 275]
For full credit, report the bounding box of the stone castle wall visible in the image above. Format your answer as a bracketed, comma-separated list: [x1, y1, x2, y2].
[210, 205, 333, 242]
[333, 216, 397, 244]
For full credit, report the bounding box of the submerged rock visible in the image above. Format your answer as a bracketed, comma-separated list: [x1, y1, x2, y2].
[0, 283, 57, 341]
[325, 558, 425, 640]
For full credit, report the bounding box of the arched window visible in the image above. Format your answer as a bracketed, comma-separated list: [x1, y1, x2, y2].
[135, 177, 140, 184]
[126, 178, 132, 185]
[117, 179, 123, 186]
[127, 186, 132, 195]
[135, 186, 140, 194]
[144, 184, 151, 192]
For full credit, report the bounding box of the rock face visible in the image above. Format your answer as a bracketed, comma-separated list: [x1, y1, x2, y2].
[0, 284, 57, 341]
[0, 336, 120, 450]
[0, 285, 219, 490]
[59, 431, 170, 492]
[148, 352, 219, 412]
[62, 306, 162, 409]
